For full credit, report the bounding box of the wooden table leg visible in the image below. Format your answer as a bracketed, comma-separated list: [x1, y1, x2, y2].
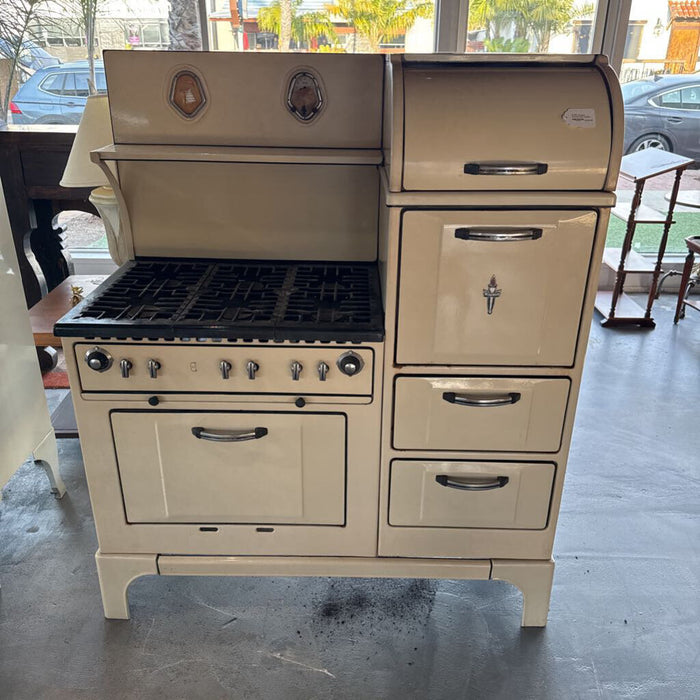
[674, 248, 696, 324]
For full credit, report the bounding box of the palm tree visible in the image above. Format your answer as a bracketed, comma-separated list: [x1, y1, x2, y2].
[469, 0, 593, 52]
[326, 0, 434, 53]
[167, 0, 203, 50]
[258, 0, 335, 50]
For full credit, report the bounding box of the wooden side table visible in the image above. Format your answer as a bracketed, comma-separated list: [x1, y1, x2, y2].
[29, 274, 108, 437]
[595, 148, 694, 328]
[674, 236, 700, 323]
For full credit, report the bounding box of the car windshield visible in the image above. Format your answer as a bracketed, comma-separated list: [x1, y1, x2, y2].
[621, 81, 659, 102]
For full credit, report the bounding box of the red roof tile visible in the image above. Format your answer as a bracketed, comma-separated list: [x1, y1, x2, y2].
[670, 1, 700, 19]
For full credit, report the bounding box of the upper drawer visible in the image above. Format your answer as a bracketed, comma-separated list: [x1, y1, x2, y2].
[393, 376, 570, 452]
[396, 210, 597, 367]
[402, 66, 613, 191]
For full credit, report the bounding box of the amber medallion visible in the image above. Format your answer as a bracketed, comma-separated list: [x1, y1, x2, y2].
[169, 70, 206, 119]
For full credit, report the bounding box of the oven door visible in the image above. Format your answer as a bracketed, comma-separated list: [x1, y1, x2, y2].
[396, 210, 597, 366]
[111, 410, 346, 525]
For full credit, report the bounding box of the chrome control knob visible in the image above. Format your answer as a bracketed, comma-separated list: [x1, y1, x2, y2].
[120, 359, 132, 378]
[84, 347, 112, 372]
[246, 360, 259, 380]
[318, 361, 329, 381]
[337, 351, 364, 377]
[220, 360, 232, 380]
[290, 361, 303, 381]
[147, 359, 161, 379]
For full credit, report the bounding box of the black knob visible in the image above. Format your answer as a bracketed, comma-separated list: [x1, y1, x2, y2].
[295, 397, 306, 408]
[84, 347, 112, 372]
[337, 351, 364, 377]
[148, 396, 160, 406]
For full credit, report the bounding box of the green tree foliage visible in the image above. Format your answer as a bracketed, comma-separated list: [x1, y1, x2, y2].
[470, 0, 594, 52]
[325, 0, 433, 52]
[258, 0, 336, 49]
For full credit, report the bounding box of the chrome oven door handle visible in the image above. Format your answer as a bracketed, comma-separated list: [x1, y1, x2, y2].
[435, 475, 510, 491]
[463, 161, 548, 176]
[191, 427, 269, 442]
[455, 228, 543, 242]
[442, 391, 521, 407]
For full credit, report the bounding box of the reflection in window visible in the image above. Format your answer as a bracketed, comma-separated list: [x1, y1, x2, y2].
[208, 0, 435, 53]
[466, 0, 598, 54]
[623, 22, 645, 60]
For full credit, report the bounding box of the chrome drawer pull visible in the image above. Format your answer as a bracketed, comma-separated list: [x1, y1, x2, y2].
[191, 427, 268, 442]
[455, 228, 543, 242]
[442, 391, 521, 407]
[436, 475, 509, 491]
[463, 161, 548, 176]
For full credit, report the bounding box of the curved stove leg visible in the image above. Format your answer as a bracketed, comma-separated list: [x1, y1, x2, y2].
[95, 551, 159, 620]
[491, 558, 555, 628]
[33, 430, 65, 499]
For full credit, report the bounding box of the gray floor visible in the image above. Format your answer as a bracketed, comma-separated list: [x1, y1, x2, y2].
[1, 297, 698, 699]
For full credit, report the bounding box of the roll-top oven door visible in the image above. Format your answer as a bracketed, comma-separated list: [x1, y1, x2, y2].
[111, 411, 346, 525]
[396, 210, 597, 366]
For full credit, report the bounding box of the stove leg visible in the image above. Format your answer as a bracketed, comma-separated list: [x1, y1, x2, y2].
[95, 551, 158, 620]
[33, 431, 65, 499]
[491, 559, 555, 628]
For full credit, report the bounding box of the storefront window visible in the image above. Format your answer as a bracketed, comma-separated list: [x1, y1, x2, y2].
[465, 0, 599, 54]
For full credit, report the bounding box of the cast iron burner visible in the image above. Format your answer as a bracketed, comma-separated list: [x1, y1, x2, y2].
[54, 258, 384, 342]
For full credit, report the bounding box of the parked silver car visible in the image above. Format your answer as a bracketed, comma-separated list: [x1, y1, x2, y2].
[623, 74, 700, 161]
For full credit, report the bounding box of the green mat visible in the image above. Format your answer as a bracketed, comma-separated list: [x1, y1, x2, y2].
[605, 212, 700, 254]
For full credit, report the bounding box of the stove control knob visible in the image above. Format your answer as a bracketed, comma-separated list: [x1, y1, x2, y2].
[246, 360, 259, 380]
[220, 360, 232, 380]
[85, 347, 112, 372]
[290, 361, 303, 381]
[120, 359, 133, 379]
[337, 351, 364, 377]
[318, 362, 329, 382]
[147, 359, 161, 379]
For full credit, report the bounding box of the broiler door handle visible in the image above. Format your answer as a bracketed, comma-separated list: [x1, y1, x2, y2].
[455, 228, 543, 242]
[464, 161, 548, 176]
[442, 391, 521, 407]
[191, 427, 268, 442]
[436, 475, 510, 491]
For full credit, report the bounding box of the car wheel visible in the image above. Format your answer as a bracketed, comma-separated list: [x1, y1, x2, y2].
[629, 134, 671, 153]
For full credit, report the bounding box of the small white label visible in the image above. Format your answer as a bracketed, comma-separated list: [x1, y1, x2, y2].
[563, 108, 596, 128]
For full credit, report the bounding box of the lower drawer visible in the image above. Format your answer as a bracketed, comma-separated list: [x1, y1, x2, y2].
[389, 460, 555, 529]
[111, 410, 346, 524]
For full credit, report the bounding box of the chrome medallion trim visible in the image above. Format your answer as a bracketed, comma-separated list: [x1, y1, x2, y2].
[286, 71, 324, 122]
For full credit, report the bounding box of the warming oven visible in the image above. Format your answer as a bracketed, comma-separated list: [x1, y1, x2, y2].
[55, 51, 622, 626]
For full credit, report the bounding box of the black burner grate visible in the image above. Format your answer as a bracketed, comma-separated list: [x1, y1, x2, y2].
[55, 258, 384, 342]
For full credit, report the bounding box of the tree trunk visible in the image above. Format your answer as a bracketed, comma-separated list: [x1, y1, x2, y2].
[279, 0, 292, 51]
[85, 0, 96, 94]
[168, 0, 203, 51]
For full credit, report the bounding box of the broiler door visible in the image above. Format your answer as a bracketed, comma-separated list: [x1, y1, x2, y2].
[402, 65, 613, 191]
[396, 210, 597, 366]
[111, 411, 346, 525]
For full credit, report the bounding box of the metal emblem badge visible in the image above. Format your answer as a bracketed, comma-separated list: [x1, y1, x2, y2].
[287, 71, 324, 122]
[169, 70, 206, 119]
[483, 275, 502, 315]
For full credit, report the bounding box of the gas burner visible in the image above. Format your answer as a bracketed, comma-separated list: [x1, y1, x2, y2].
[55, 258, 384, 342]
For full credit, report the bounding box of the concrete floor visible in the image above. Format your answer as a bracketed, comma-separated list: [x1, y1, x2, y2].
[1, 296, 698, 699]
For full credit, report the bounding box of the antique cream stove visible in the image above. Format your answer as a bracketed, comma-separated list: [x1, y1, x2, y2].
[55, 51, 622, 626]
